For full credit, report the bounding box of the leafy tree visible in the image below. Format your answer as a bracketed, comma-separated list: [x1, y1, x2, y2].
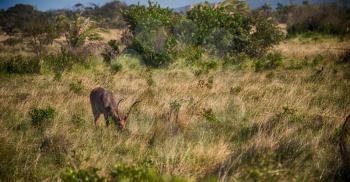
[122, 1, 178, 67]
[0, 4, 38, 36]
[187, 3, 282, 57]
[124, 1, 173, 29]
[82, 1, 128, 28]
[65, 14, 101, 49]
[0, 4, 67, 55]
[219, 0, 250, 15]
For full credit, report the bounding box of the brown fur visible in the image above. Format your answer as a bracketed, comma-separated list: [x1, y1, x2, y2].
[89, 87, 140, 129]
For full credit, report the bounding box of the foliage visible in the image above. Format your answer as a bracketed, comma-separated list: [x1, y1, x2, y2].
[110, 60, 123, 73]
[249, 15, 285, 57]
[111, 163, 188, 182]
[65, 14, 101, 49]
[0, 4, 38, 36]
[69, 80, 83, 94]
[61, 168, 106, 182]
[61, 163, 188, 182]
[131, 28, 176, 67]
[110, 163, 161, 182]
[187, 3, 249, 46]
[29, 107, 56, 128]
[202, 108, 220, 123]
[187, 3, 283, 58]
[81, 1, 128, 29]
[255, 52, 284, 71]
[275, 3, 350, 36]
[43, 50, 87, 79]
[0, 4, 67, 55]
[102, 40, 120, 63]
[122, 2, 177, 67]
[0, 56, 41, 74]
[170, 100, 181, 113]
[122, 1, 175, 31]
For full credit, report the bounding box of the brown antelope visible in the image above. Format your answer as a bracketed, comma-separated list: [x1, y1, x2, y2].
[89, 87, 141, 129]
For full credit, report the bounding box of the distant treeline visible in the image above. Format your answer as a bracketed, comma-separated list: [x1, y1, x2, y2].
[0, 0, 349, 69]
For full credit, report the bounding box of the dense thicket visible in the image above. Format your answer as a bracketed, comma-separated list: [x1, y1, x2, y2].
[274, 2, 350, 36]
[122, 1, 283, 67]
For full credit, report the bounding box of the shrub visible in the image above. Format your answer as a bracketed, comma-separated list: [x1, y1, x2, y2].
[187, 3, 283, 57]
[177, 45, 203, 64]
[131, 28, 176, 67]
[202, 108, 220, 124]
[122, 1, 175, 31]
[0, 4, 66, 55]
[101, 40, 120, 63]
[69, 80, 83, 94]
[255, 53, 283, 71]
[281, 4, 350, 36]
[193, 60, 219, 76]
[206, 76, 214, 89]
[111, 163, 161, 182]
[146, 71, 155, 87]
[110, 61, 123, 73]
[60, 168, 106, 182]
[29, 107, 55, 128]
[44, 50, 87, 79]
[111, 163, 188, 182]
[65, 14, 101, 49]
[0, 56, 41, 74]
[122, 2, 178, 67]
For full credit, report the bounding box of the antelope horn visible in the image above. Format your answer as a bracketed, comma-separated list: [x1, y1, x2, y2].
[125, 100, 142, 119]
[116, 98, 125, 116]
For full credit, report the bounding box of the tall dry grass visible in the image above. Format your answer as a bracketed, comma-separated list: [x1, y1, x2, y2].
[0, 37, 349, 181]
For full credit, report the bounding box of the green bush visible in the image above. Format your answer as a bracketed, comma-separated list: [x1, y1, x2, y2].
[111, 163, 188, 182]
[60, 168, 106, 182]
[187, 3, 283, 58]
[43, 50, 88, 79]
[102, 40, 120, 63]
[29, 107, 55, 128]
[255, 53, 283, 72]
[65, 14, 101, 49]
[122, 1, 175, 31]
[61, 163, 188, 182]
[0, 56, 41, 74]
[122, 2, 178, 67]
[281, 4, 350, 36]
[110, 61, 123, 73]
[178, 45, 203, 64]
[111, 163, 161, 182]
[131, 26, 176, 67]
[202, 108, 220, 124]
[69, 80, 83, 94]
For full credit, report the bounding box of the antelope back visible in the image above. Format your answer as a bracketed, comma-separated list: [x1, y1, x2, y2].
[90, 87, 118, 113]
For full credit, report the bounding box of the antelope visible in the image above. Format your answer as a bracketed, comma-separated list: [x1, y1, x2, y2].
[89, 87, 141, 129]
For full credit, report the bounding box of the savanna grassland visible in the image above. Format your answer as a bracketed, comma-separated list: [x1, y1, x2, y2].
[1, 1, 350, 182]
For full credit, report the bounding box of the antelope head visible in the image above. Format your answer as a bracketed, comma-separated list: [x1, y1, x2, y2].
[114, 99, 141, 129]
